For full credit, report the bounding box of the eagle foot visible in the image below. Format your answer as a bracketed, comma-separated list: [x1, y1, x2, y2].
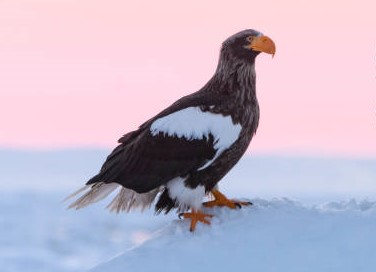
[179, 210, 213, 232]
[203, 189, 252, 209]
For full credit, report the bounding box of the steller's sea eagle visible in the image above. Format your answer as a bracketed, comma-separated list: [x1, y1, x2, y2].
[66, 29, 276, 231]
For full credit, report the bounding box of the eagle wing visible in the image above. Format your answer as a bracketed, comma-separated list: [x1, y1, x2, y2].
[86, 93, 221, 193]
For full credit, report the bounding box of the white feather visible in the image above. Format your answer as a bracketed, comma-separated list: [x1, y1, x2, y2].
[63, 185, 90, 202]
[150, 107, 242, 170]
[107, 187, 159, 213]
[66, 182, 160, 213]
[66, 182, 119, 210]
[167, 177, 205, 211]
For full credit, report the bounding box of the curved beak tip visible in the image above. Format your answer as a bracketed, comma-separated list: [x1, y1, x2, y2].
[250, 35, 276, 57]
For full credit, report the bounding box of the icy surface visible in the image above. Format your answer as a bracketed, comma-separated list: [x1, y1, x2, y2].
[1, 149, 376, 272]
[2, 149, 375, 201]
[0, 191, 175, 272]
[3, 191, 376, 272]
[92, 199, 376, 272]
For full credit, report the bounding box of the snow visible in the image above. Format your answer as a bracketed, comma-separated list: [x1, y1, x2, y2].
[1, 149, 376, 272]
[2, 149, 375, 199]
[0, 191, 175, 272]
[150, 107, 242, 169]
[91, 199, 376, 272]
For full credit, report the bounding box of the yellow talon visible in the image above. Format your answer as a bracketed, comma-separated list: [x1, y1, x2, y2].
[203, 189, 252, 209]
[180, 209, 213, 232]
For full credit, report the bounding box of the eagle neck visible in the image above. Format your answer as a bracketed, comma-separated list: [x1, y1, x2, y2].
[201, 60, 258, 125]
[211, 59, 256, 97]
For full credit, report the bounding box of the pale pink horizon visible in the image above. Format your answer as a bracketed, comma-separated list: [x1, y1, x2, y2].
[1, 0, 375, 157]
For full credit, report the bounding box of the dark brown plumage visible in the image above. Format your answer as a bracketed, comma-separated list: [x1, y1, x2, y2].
[66, 29, 275, 230]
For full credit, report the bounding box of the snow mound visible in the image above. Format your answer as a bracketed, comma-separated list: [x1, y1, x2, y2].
[91, 198, 376, 272]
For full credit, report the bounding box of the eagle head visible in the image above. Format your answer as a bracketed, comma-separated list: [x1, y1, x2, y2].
[220, 29, 276, 63]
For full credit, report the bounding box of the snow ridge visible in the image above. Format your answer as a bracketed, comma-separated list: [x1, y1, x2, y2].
[91, 198, 376, 272]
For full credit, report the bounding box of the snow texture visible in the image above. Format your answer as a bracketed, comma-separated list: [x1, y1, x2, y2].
[91, 199, 376, 272]
[1, 149, 376, 272]
[2, 149, 375, 200]
[150, 107, 242, 169]
[0, 191, 175, 272]
[166, 176, 205, 210]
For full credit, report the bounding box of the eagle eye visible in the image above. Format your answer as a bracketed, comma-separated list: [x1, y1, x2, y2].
[246, 36, 254, 43]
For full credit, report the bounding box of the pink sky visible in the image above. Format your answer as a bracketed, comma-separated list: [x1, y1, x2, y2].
[0, 0, 375, 156]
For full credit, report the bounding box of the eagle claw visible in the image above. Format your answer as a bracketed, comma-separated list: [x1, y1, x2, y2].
[179, 210, 213, 232]
[204, 189, 252, 209]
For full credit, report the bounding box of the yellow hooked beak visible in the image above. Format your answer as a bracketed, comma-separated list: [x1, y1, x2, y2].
[247, 35, 276, 57]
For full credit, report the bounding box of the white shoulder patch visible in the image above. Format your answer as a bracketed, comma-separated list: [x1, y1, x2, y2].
[150, 107, 242, 170]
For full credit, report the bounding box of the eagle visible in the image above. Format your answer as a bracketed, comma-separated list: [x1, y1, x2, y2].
[66, 29, 275, 231]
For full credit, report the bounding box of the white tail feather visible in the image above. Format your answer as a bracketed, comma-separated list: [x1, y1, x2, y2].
[66, 182, 119, 210]
[107, 187, 159, 213]
[63, 185, 90, 203]
[65, 182, 160, 212]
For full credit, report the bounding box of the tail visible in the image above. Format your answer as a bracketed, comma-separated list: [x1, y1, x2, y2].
[106, 187, 159, 213]
[64, 182, 119, 210]
[64, 182, 160, 212]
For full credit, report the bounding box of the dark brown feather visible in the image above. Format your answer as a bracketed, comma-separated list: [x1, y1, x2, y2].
[87, 129, 216, 193]
[84, 29, 264, 213]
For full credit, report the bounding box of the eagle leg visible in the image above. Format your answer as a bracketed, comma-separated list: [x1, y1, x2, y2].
[179, 209, 213, 232]
[203, 189, 252, 209]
